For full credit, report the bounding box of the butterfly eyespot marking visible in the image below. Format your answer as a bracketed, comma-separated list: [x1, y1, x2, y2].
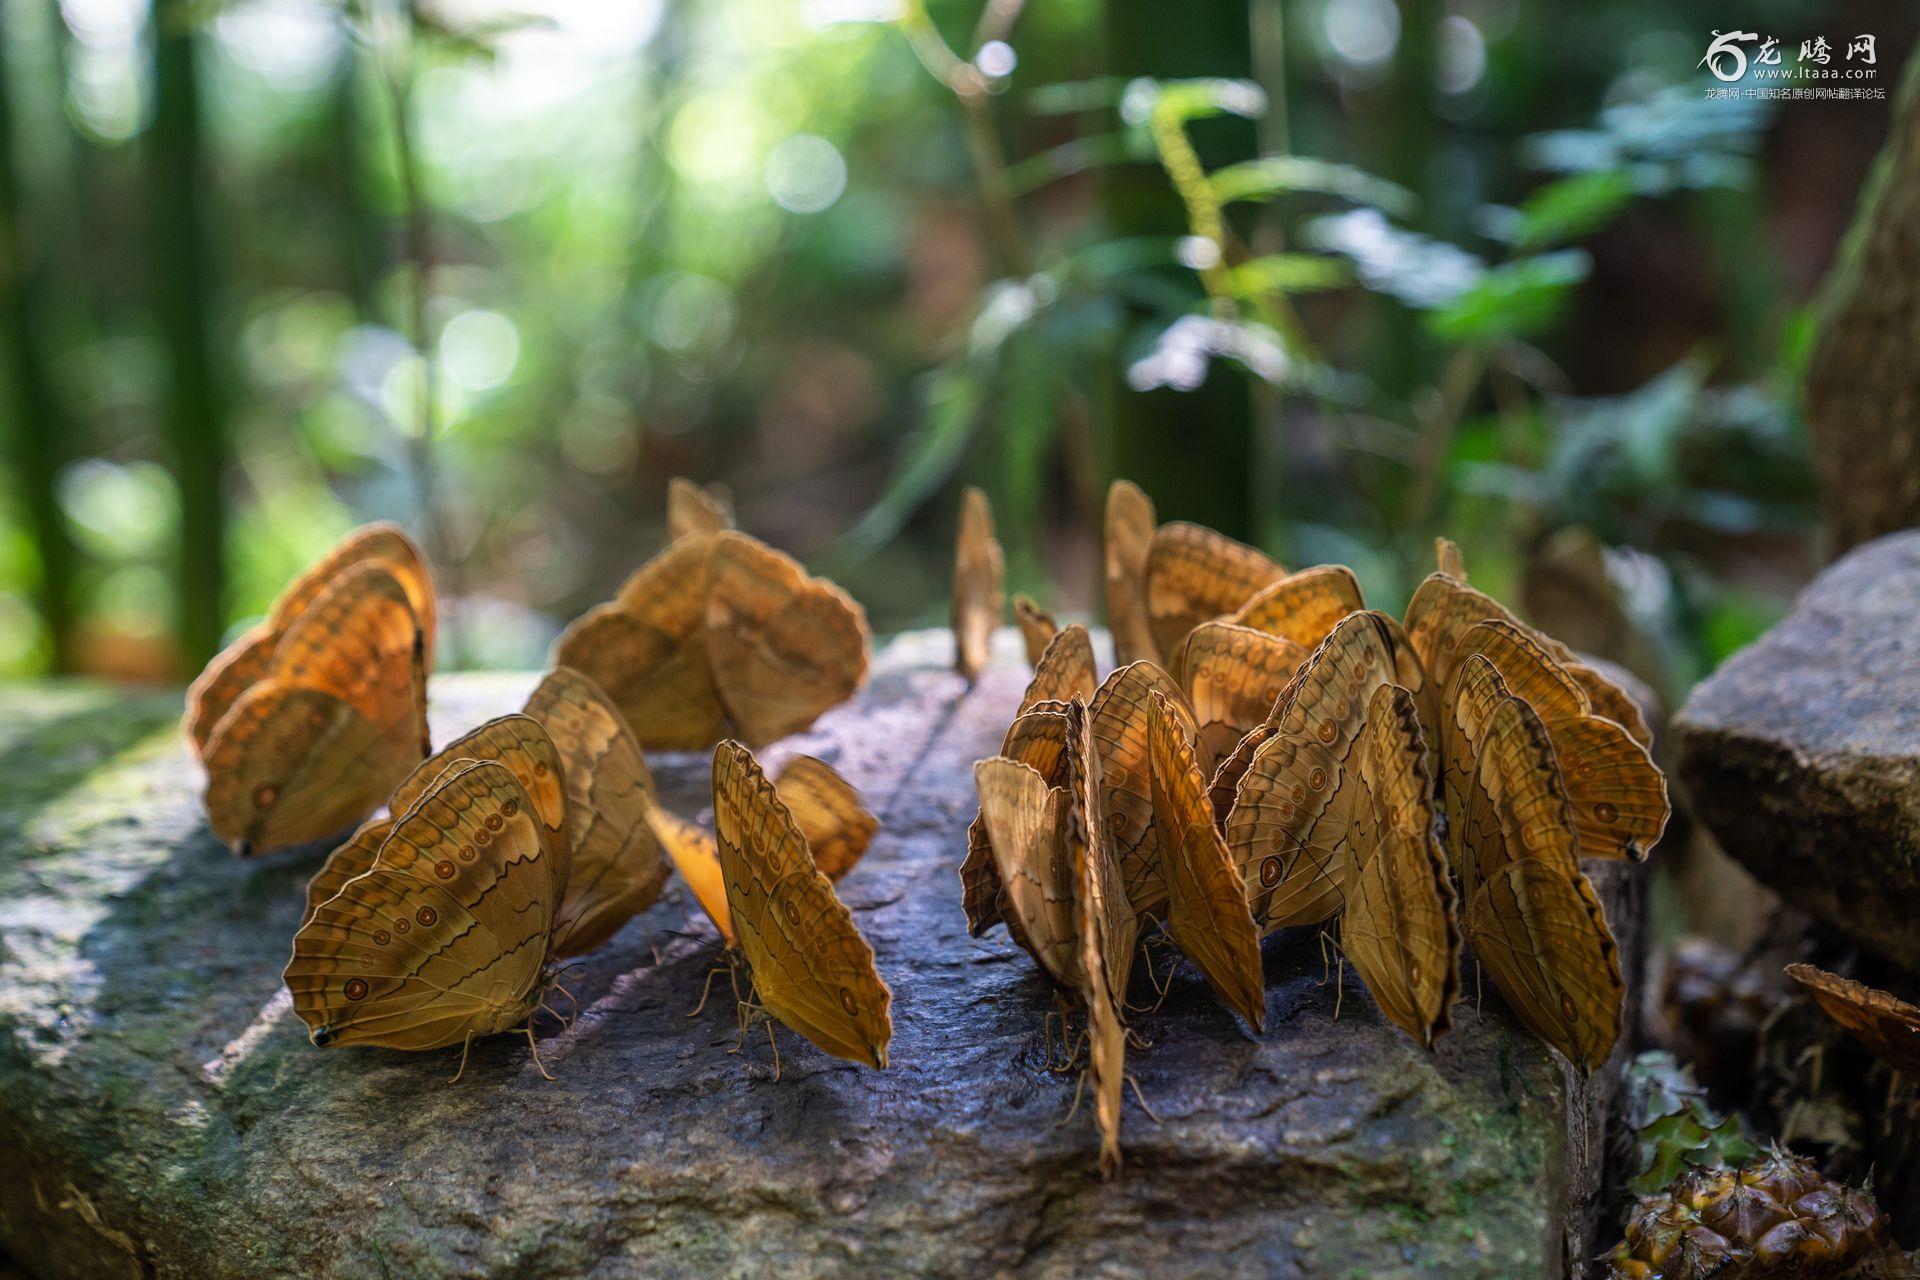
[502, 798, 519, 817]
[783, 900, 802, 927]
[344, 978, 369, 1001]
[373, 929, 391, 945]
[1308, 767, 1328, 791]
[1318, 720, 1337, 743]
[1559, 993, 1577, 1022]
[458, 845, 476, 862]
[1260, 856, 1283, 887]
[1275, 801, 1294, 819]
[1409, 962, 1422, 985]
[417, 906, 438, 927]
[434, 859, 456, 880]
[1291, 785, 1307, 806]
[1594, 801, 1619, 824]
[253, 784, 280, 810]
[1578, 762, 1598, 780]
[485, 813, 504, 832]
[533, 762, 549, 776]
[396, 918, 412, 935]
[475, 829, 492, 846]
[838, 987, 858, 1016]
[1107, 813, 1127, 835]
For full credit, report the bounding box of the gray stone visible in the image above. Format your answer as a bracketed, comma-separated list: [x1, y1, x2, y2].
[1674, 531, 1920, 973]
[0, 630, 1638, 1279]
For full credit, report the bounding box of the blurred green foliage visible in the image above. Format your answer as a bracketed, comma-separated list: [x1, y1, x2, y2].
[0, 0, 1898, 685]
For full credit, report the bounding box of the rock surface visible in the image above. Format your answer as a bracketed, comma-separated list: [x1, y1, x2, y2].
[1674, 532, 1920, 973]
[0, 631, 1637, 1279]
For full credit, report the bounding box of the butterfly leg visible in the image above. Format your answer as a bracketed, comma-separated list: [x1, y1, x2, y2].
[448, 1031, 475, 1084]
[523, 1025, 557, 1082]
[1125, 1074, 1161, 1124]
[1055, 1065, 1089, 1128]
[765, 1020, 783, 1083]
[687, 962, 727, 1018]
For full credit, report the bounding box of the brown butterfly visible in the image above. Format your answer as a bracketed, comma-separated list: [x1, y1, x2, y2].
[201, 561, 430, 856]
[667, 476, 734, 540]
[553, 533, 728, 750]
[1449, 621, 1668, 862]
[185, 523, 436, 760]
[1335, 683, 1460, 1048]
[952, 485, 1005, 684]
[1144, 521, 1285, 661]
[1404, 570, 1652, 749]
[973, 754, 1078, 988]
[655, 753, 878, 948]
[1225, 611, 1427, 930]
[1020, 623, 1098, 714]
[1435, 536, 1467, 581]
[710, 740, 892, 1069]
[961, 701, 1073, 941]
[705, 532, 871, 747]
[1088, 661, 1197, 922]
[286, 759, 571, 1069]
[1180, 620, 1308, 781]
[1442, 657, 1623, 1072]
[1229, 564, 1365, 651]
[1145, 690, 1264, 1030]
[302, 713, 570, 926]
[1013, 594, 1060, 667]
[1104, 479, 1159, 666]
[1786, 964, 1920, 1078]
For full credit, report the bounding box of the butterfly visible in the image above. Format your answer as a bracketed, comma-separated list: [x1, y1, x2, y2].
[667, 477, 734, 540]
[704, 532, 871, 747]
[1179, 620, 1308, 781]
[1144, 690, 1265, 1030]
[286, 759, 570, 1068]
[1088, 661, 1197, 923]
[553, 533, 727, 750]
[1013, 594, 1060, 668]
[1441, 655, 1623, 1072]
[1333, 683, 1460, 1048]
[184, 523, 436, 759]
[951, 485, 1005, 684]
[555, 531, 869, 750]
[1228, 564, 1366, 651]
[710, 740, 892, 1069]
[1225, 611, 1430, 930]
[1144, 521, 1285, 662]
[1020, 623, 1098, 714]
[1786, 964, 1920, 1078]
[1405, 569, 1652, 749]
[653, 753, 877, 948]
[200, 560, 430, 856]
[1448, 620, 1668, 862]
[961, 701, 1073, 942]
[1104, 479, 1160, 666]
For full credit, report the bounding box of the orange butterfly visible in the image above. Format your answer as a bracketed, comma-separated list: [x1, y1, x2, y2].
[1012, 593, 1060, 668]
[1786, 964, 1920, 1079]
[667, 477, 734, 540]
[951, 485, 1005, 683]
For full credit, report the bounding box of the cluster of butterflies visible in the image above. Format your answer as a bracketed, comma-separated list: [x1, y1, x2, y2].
[954, 480, 1673, 1174]
[188, 487, 894, 1076]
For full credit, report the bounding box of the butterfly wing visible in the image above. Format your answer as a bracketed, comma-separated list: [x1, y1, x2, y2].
[1143, 521, 1284, 660]
[705, 533, 870, 747]
[649, 802, 734, 946]
[1339, 685, 1460, 1048]
[667, 476, 734, 540]
[183, 624, 276, 760]
[303, 816, 393, 924]
[1180, 620, 1308, 780]
[712, 740, 892, 1067]
[974, 756, 1079, 988]
[1019, 623, 1097, 713]
[1104, 479, 1159, 666]
[1012, 594, 1060, 667]
[951, 485, 1005, 683]
[962, 703, 1073, 936]
[1785, 964, 1920, 1078]
[285, 759, 561, 1050]
[265, 522, 437, 665]
[525, 668, 671, 958]
[1230, 564, 1366, 649]
[775, 755, 878, 881]
[1065, 696, 1135, 1177]
[1146, 692, 1265, 1030]
[1087, 661, 1194, 921]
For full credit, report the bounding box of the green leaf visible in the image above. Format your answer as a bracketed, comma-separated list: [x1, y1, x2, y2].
[1509, 170, 1635, 250]
[1223, 254, 1352, 298]
[1005, 132, 1153, 196]
[1209, 156, 1416, 217]
[1425, 251, 1590, 345]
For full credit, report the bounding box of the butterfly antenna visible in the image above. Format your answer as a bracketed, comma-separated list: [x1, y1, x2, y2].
[1125, 1074, 1161, 1124]
[448, 1032, 475, 1084]
[523, 1026, 556, 1082]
